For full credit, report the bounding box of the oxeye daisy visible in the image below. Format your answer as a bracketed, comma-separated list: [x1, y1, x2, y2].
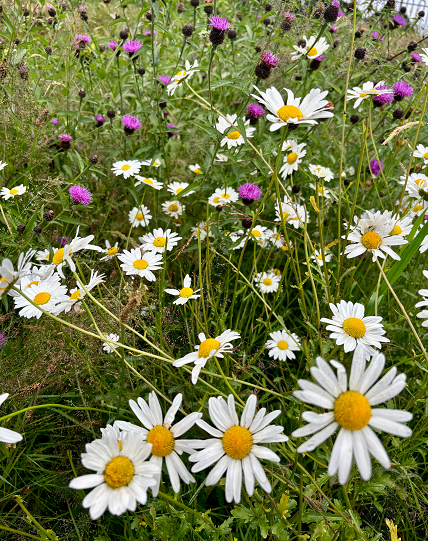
[13, 277, 69, 319]
[208, 187, 239, 206]
[385, 212, 413, 237]
[55, 270, 105, 314]
[280, 140, 306, 178]
[111, 160, 141, 179]
[1, 184, 27, 200]
[344, 210, 407, 261]
[139, 228, 182, 253]
[414, 144, 428, 164]
[167, 59, 199, 95]
[0, 394, 22, 444]
[103, 333, 120, 354]
[420, 47, 428, 66]
[268, 227, 285, 249]
[69, 431, 160, 520]
[189, 394, 288, 503]
[347, 81, 393, 109]
[321, 300, 389, 359]
[100, 240, 120, 261]
[416, 270, 428, 326]
[265, 330, 300, 360]
[215, 154, 229, 162]
[248, 225, 268, 244]
[254, 271, 280, 293]
[312, 249, 332, 265]
[167, 181, 195, 197]
[275, 201, 308, 229]
[134, 176, 163, 190]
[189, 164, 203, 174]
[162, 200, 183, 218]
[291, 35, 330, 59]
[128, 205, 152, 228]
[215, 114, 255, 149]
[191, 222, 214, 241]
[292, 349, 412, 484]
[309, 164, 334, 182]
[0, 250, 35, 298]
[114, 393, 202, 496]
[173, 330, 240, 384]
[0, 161, 7, 171]
[310, 183, 331, 199]
[252, 86, 333, 131]
[118, 249, 163, 281]
[140, 158, 162, 168]
[165, 274, 201, 305]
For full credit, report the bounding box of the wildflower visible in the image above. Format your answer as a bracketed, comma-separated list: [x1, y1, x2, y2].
[55, 270, 105, 314]
[167, 182, 195, 197]
[139, 228, 182, 253]
[51, 228, 102, 278]
[275, 201, 308, 228]
[254, 271, 280, 293]
[100, 240, 120, 261]
[167, 124, 178, 137]
[0, 161, 6, 171]
[312, 249, 332, 265]
[117, 248, 163, 281]
[122, 115, 141, 135]
[58, 236, 72, 247]
[13, 276, 69, 319]
[281, 12, 295, 31]
[411, 52, 422, 63]
[309, 164, 334, 182]
[255, 51, 279, 79]
[371, 31, 384, 41]
[292, 349, 412, 484]
[69, 431, 159, 519]
[216, 153, 229, 162]
[95, 115, 105, 127]
[215, 114, 255, 149]
[0, 332, 5, 348]
[372, 85, 394, 106]
[369, 158, 384, 176]
[265, 330, 300, 361]
[174, 330, 240, 384]
[72, 33, 90, 48]
[248, 225, 268, 245]
[103, 333, 120, 353]
[246, 103, 265, 124]
[189, 394, 288, 503]
[419, 47, 428, 66]
[159, 75, 171, 86]
[0, 394, 22, 444]
[392, 81, 413, 101]
[140, 158, 162, 168]
[386, 519, 401, 541]
[69, 185, 92, 205]
[167, 60, 199, 95]
[252, 86, 333, 131]
[416, 270, 428, 325]
[238, 182, 262, 205]
[291, 35, 330, 59]
[134, 176, 162, 189]
[0, 250, 36, 299]
[123, 39, 142, 56]
[189, 164, 203, 174]
[347, 81, 393, 109]
[108, 41, 118, 50]
[51, 118, 58, 125]
[310, 183, 331, 199]
[280, 140, 307, 178]
[393, 13, 406, 26]
[59, 133, 72, 142]
[268, 227, 285, 249]
[209, 14, 231, 46]
[208, 187, 239, 206]
[162, 200, 183, 218]
[165, 275, 201, 305]
[1, 184, 27, 200]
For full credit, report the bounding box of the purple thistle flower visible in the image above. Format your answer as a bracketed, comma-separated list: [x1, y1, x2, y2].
[96, 115, 104, 123]
[52, 118, 58, 125]
[108, 41, 119, 51]
[373, 85, 394, 105]
[369, 158, 384, 176]
[69, 185, 93, 206]
[122, 115, 141, 134]
[411, 52, 422, 63]
[72, 33, 90, 48]
[393, 14, 406, 26]
[330, 25, 337, 32]
[332, 0, 340, 6]
[338, 9, 343, 17]
[238, 183, 262, 205]
[283, 12, 296, 21]
[159, 75, 171, 86]
[76, 5, 87, 12]
[209, 14, 231, 32]
[260, 51, 279, 68]
[59, 236, 72, 246]
[145, 30, 154, 36]
[315, 55, 325, 61]
[371, 31, 384, 41]
[0, 331, 6, 348]
[393, 81, 413, 101]
[123, 39, 142, 55]
[167, 123, 179, 136]
[77, 145, 84, 152]
[247, 103, 265, 119]
[59, 134, 72, 142]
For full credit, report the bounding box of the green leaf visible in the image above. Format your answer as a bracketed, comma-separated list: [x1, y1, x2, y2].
[231, 505, 253, 522]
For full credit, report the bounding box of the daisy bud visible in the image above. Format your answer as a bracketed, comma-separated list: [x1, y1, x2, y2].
[17, 224, 26, 234]
[33, 225, 42, 235]
[354, 47, 366, 60]
[182, 24, 193, 37]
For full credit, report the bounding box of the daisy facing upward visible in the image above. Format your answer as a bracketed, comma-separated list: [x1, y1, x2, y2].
[165, 274, 201, 305]
[215, 114, 256, 149]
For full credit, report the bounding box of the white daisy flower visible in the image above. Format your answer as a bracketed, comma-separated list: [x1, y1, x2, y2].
[321, 300, 389, 360]
[0, 394, 23, 444]
[118, 248, 163, 281]
[208, 187, 239, 206]
[134, 176, 163, 190]
[310, 183, 331, 199]
[51, 228, 102, 278]
[173, 330, 241, 384]
[268, 227, 285, 249]
[279, 140, 306, 178]
[216, 154, 229, 162]
[100, 240, 120, 261]
[103, 333, 120, 354]
[69, 431, 160, 520]
[167, 182, 195, 197]
[225, 230, 246, 250]
[139, 228, 182, 254]
[165, 274, 201, 305]
[8, 265, 58, 297]
[312, 249, 332, 266]
[399, 171, 428, 188]
[248, 225, 268, 244]
[215, 114, 256, 149]
[413, 144, 428, 164]
[36, 249, 52, 263]
[0, 161, 7, 171]
[0, 250, 36, 299]
[292, 349, 412, 484]
[275, 201, 308, 229]
[128, 205, 152, 228]
[406, 175, 428, 202]
[254, 271, 280, 294]
[347, 81, 393, 109]
[415, 270, 428, 326]
[162, 200, 183, 218]
[252, 85, 333, 131]
[115, 392, 203, 496]
[189, 164, 203, 174]
[309, 164, 334, 182]
[384, 212, 413, 237]
[111, 160, 141, 179]
[265, 330, 300, 361]
[420, 233, 428, 254]
[344, 210, 407, 262]
[140, 158, 162, 168]
[291, 35, 330, 59]
[1, 184, 27, 200]
[190, 222, 214, 241]
[13, 277, 69, 319]
[55, 270, 105, 314]
[167, 59, 199, 95]
[419, 47, 428, 66]
[189, 394, 288, 503]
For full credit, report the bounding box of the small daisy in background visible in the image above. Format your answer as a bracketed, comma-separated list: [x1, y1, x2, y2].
[167, 59, 199, 95]
[128, 205, 152, 227]
[134, 176, 163, 190]
[309, 164, 334, 182]
[208, 187, 239, 206]
[55, 270, 105, 314]
[413, 144, 428, 164]
[276, 201, 308, 229]
[291, 35, 330, 59]
[0, 161, 7, 171]
[254, 271, 280, 293]
[280, 140, 306, 178]
[189, 164, 203, 174]
[118, 249, 163, 281]
[216, 153, 229, 162]
[100, 240, 120, 261]
[387, 214, 413, 238]
[265, 330, 300, 360]
[1, 184, 27, 200]
[310, 183, 331, 199]
[162, 200, 183, 218]
[165, 274, 201, 305]
[111, 160, 141, 179]
[139, 228, 182, 253]
[140, 158, 162, 167]
[173, 330, 240, 384]
[191, 222, 214, 241]
[167, 181, 195, 197]
[321, 300, 389, 360]
[347, 81, 393, 109]
[312, 249, 332, 266]
[215, 114, 256, 149]
[419, 47, 428, 66]
[248, 225, 268, 244]
[0, 394, 22, 444]
[415, 270, 428, 327]
[0, 250, 35, 299]
[103, 333, 120, 353]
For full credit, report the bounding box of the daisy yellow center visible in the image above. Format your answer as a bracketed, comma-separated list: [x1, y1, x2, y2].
[179, 287, 194, 298]
[104, 456, 134, 488]
[136, 212, 144, 220]
[415, 178, 424, 185]
[277, 105, 303, 122]
[52, 248, 68, 265]
[222, 194, 230, 199]
[359, 93, 368, 98]
[361, 231, 382, 250]
[133, 259, 148, 270]
[424, 152, 428, 159]
[10, 189, 19, 195]
[343, 317, 366, 338]
[287, 152, 298, 164]
[414, 205, 423, 212]
[334, 391, 371, 431]
[121, 164, 131, 171]
[273, 269, 281, 275]
[227, 130, 241, 140]
[317, 254, 323, 260]
[147, 425, 175, 457]
[193, 168, 202, 174]
[118, 440, 123, 451]
[34, 292, 51, 305]
[213, 197, 221, 203]
[27, 280, 40, 288]
[70, 289, 83, 300]
[176, 188, 183, 193]
[390, 224, 402, 236]
[222, 426, 253, 459]
[318, 187, 325, 194]
[263, 278, 272, 286]
[144, 178, 153, 185]
[277, 340, 288, 350]
[153, 161, 159, 166]
[198, 338, 220, 358]
[306, 46, 318, 56]
[108, 247, 118, 255]
[154, 236, 166, 247]
[251, 230, 261, 237]
[169, 204, 179, 212]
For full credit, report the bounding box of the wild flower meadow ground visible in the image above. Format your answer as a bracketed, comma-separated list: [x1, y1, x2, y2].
[1, 0, 428, 539]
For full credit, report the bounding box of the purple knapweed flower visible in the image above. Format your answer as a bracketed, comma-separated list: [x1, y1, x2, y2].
[260, 51, 278, 68]
[52, 118, 58, 125]
[369, 158, 384, 176]
[0, 331, 6, 348]
[393, 14, 406, 26]
[209, 14, 231, 32]
[123, 39, 142, 56]
[247, 103, 265, 119]
[283, 12, 296, 21]
[96, 115, 104, 123]
[76, 5, 87, 12]
[338, 9, 343, 17]
[59, 236, 72, 246]
[315, 55, 325, 61]
[59, 134, 72, 142]
[145, 30, 155, 36]
[238, 182, 262, 205]
[167, 123, 179, 136]
[330, 25, 338, 32]
[108, 41, 119, 51]
[411, 52, 422, 63]
[159, 75, 171, 86]
[393, 81, 413, 101]
[72, 33, 90, 48]
[332, 0, 340, 6]
[371, 31, 385, 41]
[77, 145, 84, 152]
[122, 115, 141, 134]
[69, 185, 93, 206]
[373, 85, 394, 105]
